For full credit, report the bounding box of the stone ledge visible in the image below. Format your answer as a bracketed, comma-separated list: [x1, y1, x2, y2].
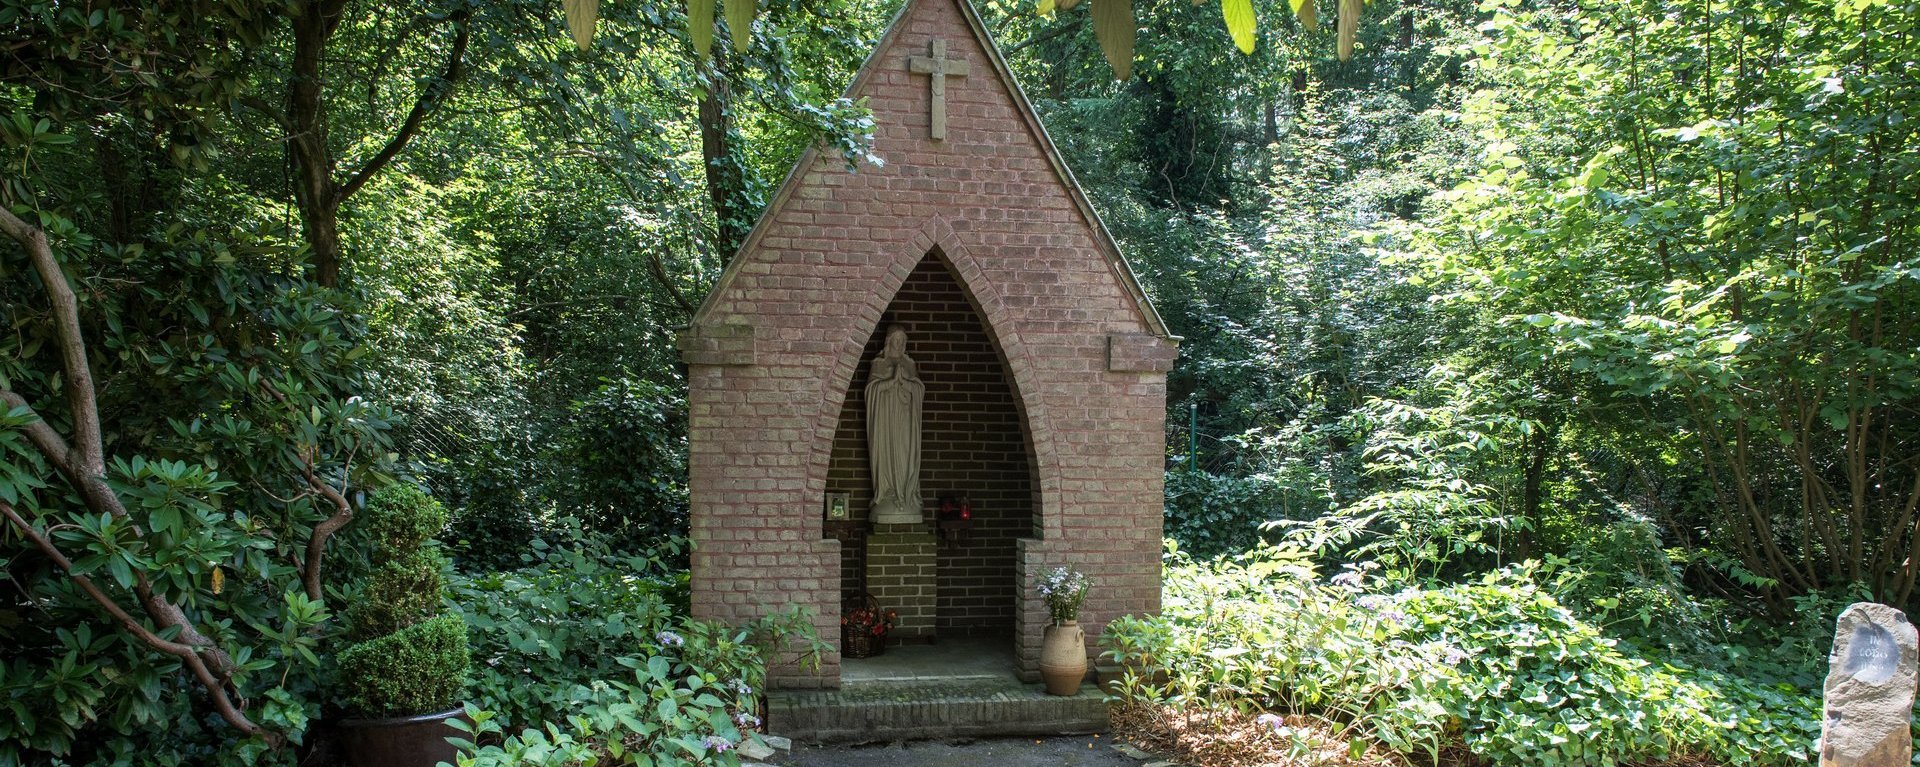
[1107, 334, 1177, 373]
[678, 324, 757, 366]
[768, 677, 1109, 744]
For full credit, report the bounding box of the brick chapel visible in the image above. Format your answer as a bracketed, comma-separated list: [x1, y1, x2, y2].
[679, 0, 1177, 688]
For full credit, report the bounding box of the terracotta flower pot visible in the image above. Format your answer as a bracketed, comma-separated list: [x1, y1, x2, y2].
[1039, 619, 1087, 696]
[340, 708, 468, 767]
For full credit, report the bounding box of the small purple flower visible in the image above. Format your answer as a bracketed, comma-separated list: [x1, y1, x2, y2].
[1444, 645, 1469, 666]
[734, 712, 761, 728]
[656, 630, 685, 648]
[732, 678, 754, 696]
[702, 735, 733, 752]
[1381, 609, 1408, 626]
[1255, 713, 1285, 732]
[1330, 571, 1364, 590]
[1355, 595, 1386, 611]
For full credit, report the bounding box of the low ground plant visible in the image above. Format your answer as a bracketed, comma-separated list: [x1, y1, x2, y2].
[1104, 544, 1823, 766]
[446, 532, 824, 766]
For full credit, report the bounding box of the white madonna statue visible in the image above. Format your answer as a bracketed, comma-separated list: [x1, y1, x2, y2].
[866, 326, 925, 525]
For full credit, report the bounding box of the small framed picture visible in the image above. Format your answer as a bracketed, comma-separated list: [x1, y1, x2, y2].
[825, 492, 851, 520]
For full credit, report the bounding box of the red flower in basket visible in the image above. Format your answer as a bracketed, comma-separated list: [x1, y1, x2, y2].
[842, 596, 896, 658]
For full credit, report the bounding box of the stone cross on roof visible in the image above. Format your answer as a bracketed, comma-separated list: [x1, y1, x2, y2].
[907, 39, 969, 140]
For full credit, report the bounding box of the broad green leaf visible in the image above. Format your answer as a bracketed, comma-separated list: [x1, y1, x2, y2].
[150, 505, 181, 536]
[563, 0, 599, 50]
[689, 0, 715, 58]
[1222, 0, 1256, 54]
[726, 0, 755, 53]
[1091, 0, 1136, 80]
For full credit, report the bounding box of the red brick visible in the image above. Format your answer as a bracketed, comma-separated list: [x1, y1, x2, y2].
[681, 0, 1173, 688]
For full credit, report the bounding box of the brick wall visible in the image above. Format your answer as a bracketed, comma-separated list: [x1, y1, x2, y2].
[826, 255, 1035, 638]
[683, 0, 1176, 688]
[864, 528, 937, 637]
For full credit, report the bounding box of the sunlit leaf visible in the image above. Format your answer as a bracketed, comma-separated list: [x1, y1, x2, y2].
[1092, 0, 1136, 80]
[1295, 0, 1318, 32]
[563, 0, 599, 51]
[1222, 0, 1256, 54]
[1037, 0, 1056, 17]
[726, 0, 756, 53]
[689, 0, 715, 57]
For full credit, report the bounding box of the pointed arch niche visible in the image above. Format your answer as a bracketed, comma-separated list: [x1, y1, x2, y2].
[824, 251, 1038, 640]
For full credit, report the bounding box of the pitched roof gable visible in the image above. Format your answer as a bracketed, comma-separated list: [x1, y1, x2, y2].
[688, 0, 1170, 339]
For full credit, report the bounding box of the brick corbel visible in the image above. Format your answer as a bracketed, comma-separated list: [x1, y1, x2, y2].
[1107, 333, 1177, 373]
[678, 323, 757, 366]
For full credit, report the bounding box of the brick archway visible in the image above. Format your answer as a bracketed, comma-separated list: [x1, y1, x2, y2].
[804, 217, 1063, 542]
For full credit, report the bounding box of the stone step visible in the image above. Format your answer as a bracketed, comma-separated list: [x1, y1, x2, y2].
[767, 677, 1110, 744]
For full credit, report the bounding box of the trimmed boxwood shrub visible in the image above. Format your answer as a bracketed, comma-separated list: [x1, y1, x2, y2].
[337, 484, 471, 718]
[338, 615, 471, 718]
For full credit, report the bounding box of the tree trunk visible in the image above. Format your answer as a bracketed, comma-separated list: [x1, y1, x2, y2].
[1516, 418, 1556, 561]
[698, 58, 749, 259]
[289, 0, 348, 287]
[283, 0, 469, 288]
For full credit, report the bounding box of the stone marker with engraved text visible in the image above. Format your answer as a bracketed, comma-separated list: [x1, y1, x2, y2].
[1820, 602, 1917, 767]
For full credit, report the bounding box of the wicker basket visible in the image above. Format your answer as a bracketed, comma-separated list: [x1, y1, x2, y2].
[841, 593, 888, 659]
[842, 627, 886, 659]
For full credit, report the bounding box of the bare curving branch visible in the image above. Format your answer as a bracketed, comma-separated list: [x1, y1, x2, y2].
[0, 192, 249, 726]
[0, 203, 102, 477]
[300, 457, 354, 603]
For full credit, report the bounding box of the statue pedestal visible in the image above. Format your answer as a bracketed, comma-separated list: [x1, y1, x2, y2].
[865, 525, 936, 640]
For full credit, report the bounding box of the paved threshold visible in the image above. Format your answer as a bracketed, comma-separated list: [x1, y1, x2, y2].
[772, 735, 1135, 767]
[767, 675, 1110, 744]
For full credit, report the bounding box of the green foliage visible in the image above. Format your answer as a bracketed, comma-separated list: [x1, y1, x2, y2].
[444, 535, 824, 766]
[360, 484, 450, 554]
[0, 194, 392, 763]
[1399, 0, 1920, 603]
[345, 550, 451, 642]
[335, 485, 469, 719]
[1105, 544, 1825, 766]
[336, 615, 473, 720]
[1163, 470, 1293, 558]
[1273, 367, 1546, 579]
[555, 378, 691, 550]
[452, 534, 686, 726]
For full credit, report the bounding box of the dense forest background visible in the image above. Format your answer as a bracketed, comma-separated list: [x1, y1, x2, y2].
[2, 0, 1915, 762]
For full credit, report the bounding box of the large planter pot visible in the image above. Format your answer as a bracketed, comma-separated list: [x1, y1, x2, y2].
[340, 708, 468, 767]
[1039, 619, 1088, 696]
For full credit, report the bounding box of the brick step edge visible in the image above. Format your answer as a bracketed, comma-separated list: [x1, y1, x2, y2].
[768, 691, 1110, 744]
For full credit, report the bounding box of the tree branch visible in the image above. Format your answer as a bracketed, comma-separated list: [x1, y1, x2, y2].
[1, 501, 275, 744]
[1007, 17, 1085, 55]
[239, 95, 292, 132]
[1, 194, 241, 693]
[299, 456, 353, 603]
[336, 11, 472, 202]
[0, 203, 104, 478]
[0, 389, 74, 470]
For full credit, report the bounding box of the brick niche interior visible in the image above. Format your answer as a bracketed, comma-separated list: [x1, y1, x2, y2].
[827, 253, 1036, 639]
